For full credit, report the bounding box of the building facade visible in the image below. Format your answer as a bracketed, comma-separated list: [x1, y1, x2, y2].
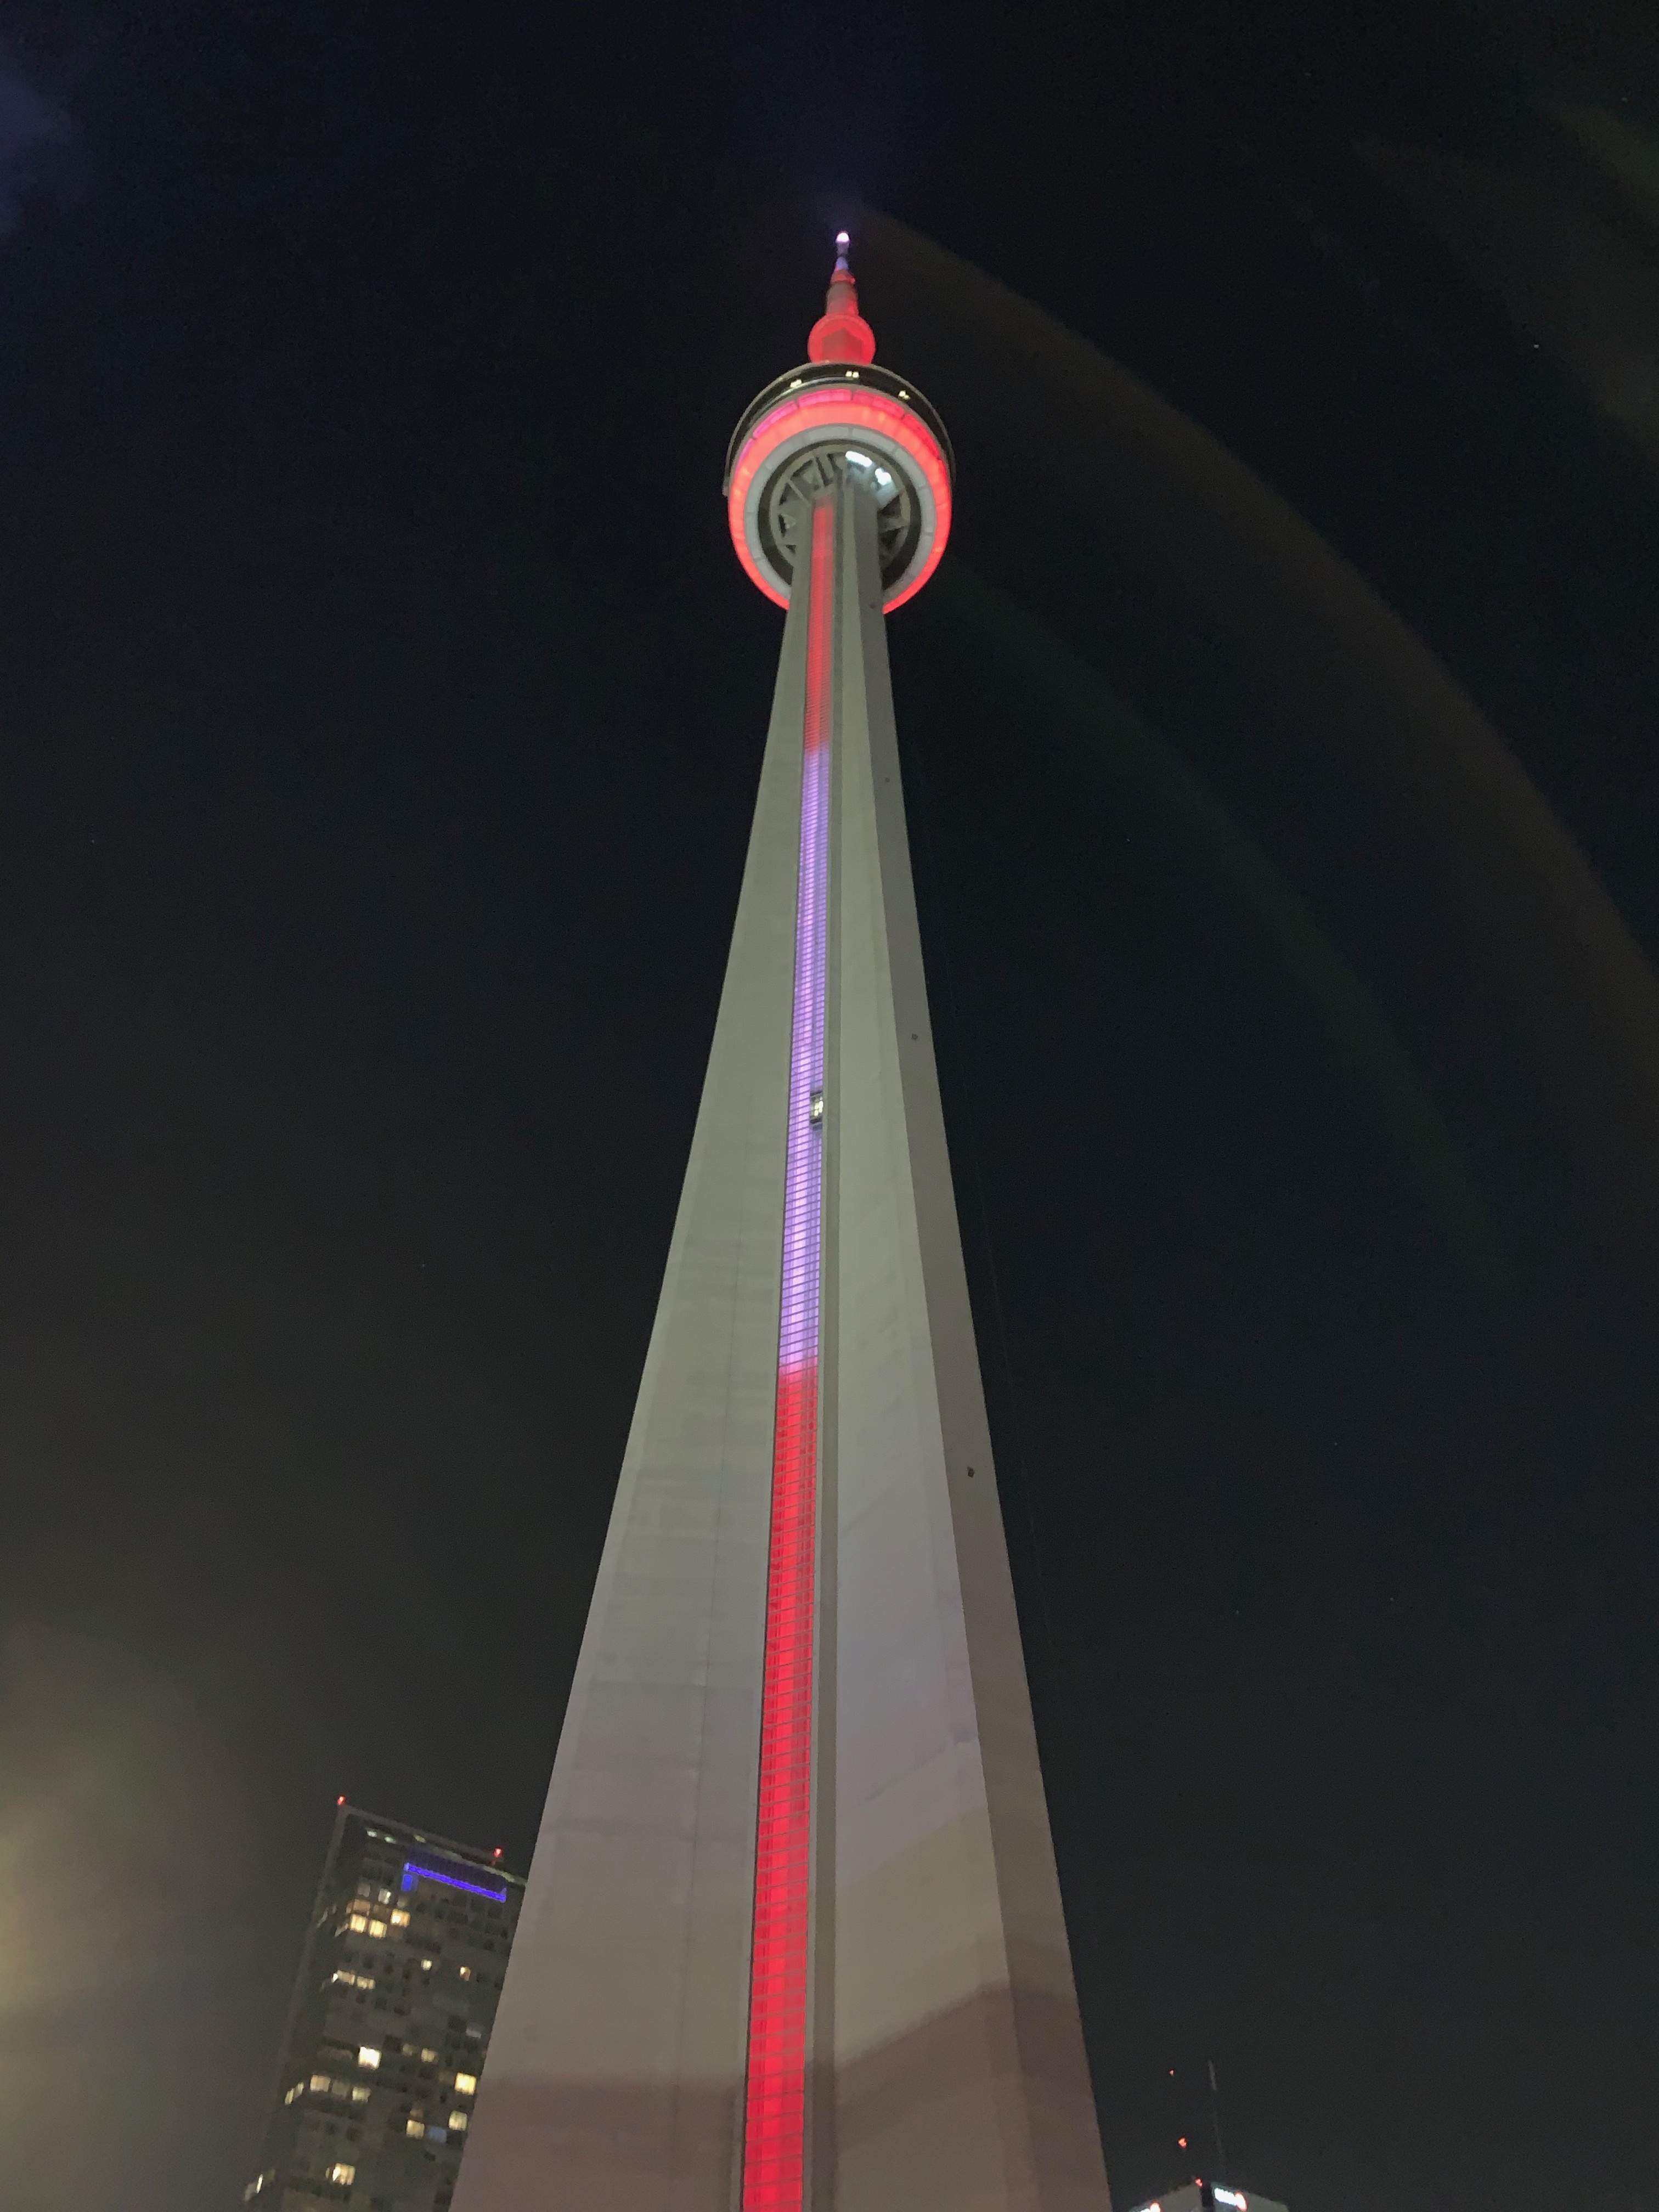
[452, 242, 1113, 2212]
[241, 1803, 524, 2212]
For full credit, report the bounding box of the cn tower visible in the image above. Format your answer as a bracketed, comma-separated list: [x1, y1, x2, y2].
[455, 240, 1111, 2212]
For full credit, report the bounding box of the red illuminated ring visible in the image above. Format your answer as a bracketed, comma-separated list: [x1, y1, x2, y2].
[727, 383, 952, 612]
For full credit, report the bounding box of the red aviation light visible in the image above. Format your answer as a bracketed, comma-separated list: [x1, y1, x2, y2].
[727, 383, 952, 612]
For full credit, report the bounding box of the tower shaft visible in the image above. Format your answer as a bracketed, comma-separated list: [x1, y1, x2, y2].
[455, 253, 1109, 2212]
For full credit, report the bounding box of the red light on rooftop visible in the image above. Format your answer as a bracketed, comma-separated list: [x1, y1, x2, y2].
[492, 1848, 503, 1860]
[337, 1795, 346, 1807]
[1178, 2138, 1187, 2150]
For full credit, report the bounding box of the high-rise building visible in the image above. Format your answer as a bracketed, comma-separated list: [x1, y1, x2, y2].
[241, 1803, 524, 2212]
[455, 241, 1113, 2212]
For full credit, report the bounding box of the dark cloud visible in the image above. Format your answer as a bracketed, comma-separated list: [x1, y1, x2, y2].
[859, 208, 1659, 1283]
[1364, 136, 1659, 472]
[0, 53, 83, 238]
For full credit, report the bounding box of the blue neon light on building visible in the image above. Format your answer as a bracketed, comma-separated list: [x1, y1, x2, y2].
[401, 1861, 508, 1903]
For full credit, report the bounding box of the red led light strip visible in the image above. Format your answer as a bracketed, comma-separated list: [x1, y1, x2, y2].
[727, 384, 952, 612]
[741, 496, 836, 2212]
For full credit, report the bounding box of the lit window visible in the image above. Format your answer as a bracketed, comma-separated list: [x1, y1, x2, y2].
[311, 2073, 331, 2093]
[284, 2082, 304, 2106]
[367, 1920, 388, 1939]
[454, 2073, 476, 2096]
[459, 1966, 473, 1980]
[390, 1910, 410, 1928]
[377, 1888, 392, 1905]
[348, 1914, 368, 1933]
[358, 2047, 381, 2069]
[421, 1960, 433, 1972]
[420, 2049, 438, 2063]
[351, 2085, 370, 2104]
[356, 1882, 372, 1900]
[326, 2164, 356, 2186]
[405, 2120, 425, 2140]
[449, 2110, 469, 2131]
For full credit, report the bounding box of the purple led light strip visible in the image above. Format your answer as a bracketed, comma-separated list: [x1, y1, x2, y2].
[780, 510, 830, 1465]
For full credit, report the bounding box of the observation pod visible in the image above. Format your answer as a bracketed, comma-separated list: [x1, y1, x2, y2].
[453, 241, 1108, 2212]
[725, 239, 955, 612]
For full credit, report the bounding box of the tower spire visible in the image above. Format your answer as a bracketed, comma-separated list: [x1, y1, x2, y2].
[808, 229, 877, 364]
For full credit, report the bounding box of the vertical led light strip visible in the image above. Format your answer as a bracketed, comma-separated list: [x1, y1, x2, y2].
[742, 495, 836, 2212]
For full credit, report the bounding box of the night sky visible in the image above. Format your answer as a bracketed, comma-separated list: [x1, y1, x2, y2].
[1, 4, 1656, 2209]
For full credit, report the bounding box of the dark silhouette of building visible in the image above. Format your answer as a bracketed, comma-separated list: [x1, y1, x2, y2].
[241, 1803, 523, 2212]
